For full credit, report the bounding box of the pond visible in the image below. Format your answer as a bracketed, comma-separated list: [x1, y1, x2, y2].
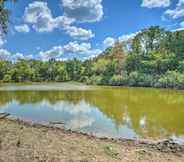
[0, 83, 184, 142]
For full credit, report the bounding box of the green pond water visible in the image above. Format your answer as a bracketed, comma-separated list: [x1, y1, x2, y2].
[0, 83, 184, 142]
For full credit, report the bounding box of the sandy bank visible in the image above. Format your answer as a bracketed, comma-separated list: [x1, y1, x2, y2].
[0, 113, 184, 162]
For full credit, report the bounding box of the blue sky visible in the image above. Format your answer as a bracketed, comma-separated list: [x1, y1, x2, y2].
[0, 0, 184, 60]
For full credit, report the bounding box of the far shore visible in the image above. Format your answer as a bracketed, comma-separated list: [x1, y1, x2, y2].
[0, 81, 184, 92]
[0, 113, 184, 162]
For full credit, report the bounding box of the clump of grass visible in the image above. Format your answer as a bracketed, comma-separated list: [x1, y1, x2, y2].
[104, 146, 119, 159]
[68, 160, 89, 162]
[16, 139, 21, 147]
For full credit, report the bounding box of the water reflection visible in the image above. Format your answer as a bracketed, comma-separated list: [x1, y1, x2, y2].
[0, 86, 184, 140]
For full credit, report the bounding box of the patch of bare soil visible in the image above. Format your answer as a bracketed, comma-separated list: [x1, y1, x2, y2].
[0, 114, 184, 162]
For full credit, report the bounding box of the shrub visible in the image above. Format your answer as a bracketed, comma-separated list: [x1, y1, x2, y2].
[156, 71, 184, 89]
[3, 74, 12, 82]
[87, 75, 103, 85]
[109, 75, 125, 86]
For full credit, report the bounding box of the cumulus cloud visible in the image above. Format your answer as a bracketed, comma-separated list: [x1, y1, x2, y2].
[39, 41, 101, 60]
[22, 1, 95, 40]
[175, 21, 184, 31]
[0, 37, 4, 47]
[103, 37, 115, 47]
[23, 1, 55, 32]
[103, 32, 138, 47]
[0, 49, 11, 60]
[84, 49, 102, 59]
[173, 27, 184, 31]
[165, 0, 184, 19]
[141, 0, 170, 8]
[53, 16, 75, 27]
[14, 24, 30, 33]
[180, 21, 184, 27]
[39, 46, 64, 61]
[62, 0, 103, 22]
[102, 32, 139, 53]
[63, 41, 91, 53]
[23, 1, 75, 32]
[11, 53, 33, 60]
[64, 26, 94, 40]
[0, 49, 33, 61]
[118, 32, 138, 42]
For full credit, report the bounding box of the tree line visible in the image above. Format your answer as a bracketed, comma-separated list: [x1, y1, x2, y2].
[0, 26, 184, 89]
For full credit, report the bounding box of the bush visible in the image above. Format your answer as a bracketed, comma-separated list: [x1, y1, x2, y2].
[156, 71, 184, 89]
[128, 71, 140, 86]
[87, 75, 103, 85]
[127, 71, 155, 87]
[3, 74, 12, 82]
[109, 75, 125, 86]
[178, 61, 184, 72]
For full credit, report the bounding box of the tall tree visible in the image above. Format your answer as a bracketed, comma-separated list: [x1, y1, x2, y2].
[0, 0, 15, 34]
[132, 26, 167, 56]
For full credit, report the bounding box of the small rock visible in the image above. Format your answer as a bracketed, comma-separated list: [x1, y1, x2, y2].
[16, 139, 21, 147]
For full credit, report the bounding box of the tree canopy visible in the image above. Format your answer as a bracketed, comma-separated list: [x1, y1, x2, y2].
[0, 25, 184, 89]
[0, 0, 15, 34]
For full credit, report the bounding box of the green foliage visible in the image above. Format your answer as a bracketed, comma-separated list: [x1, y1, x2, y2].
[3, 73, 12, 82]
[0, 0, 16, 34]
[87, 75, 103, 85]
[109, 74, 127, 86]
[0, 26, 184, 89]
[178, 61, 184, 72]
[132, 26, 167, 55]
[156, 71, 184, 89]
[128, 72, 156, 87]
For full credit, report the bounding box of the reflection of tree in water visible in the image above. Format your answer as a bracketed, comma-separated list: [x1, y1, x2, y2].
[0, 91, 84, 105]
[84, 88, 184, 138]
[0, 87, 184, 138]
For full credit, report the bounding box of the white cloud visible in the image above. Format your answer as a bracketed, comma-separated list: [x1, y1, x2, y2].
[15, 24, 30, 33]
[118, 32, 138, 42]
[23, 1, 95, 40]
[165, 0, 184, 19]
[85, 49, 102, 59]
[0, 37, 4, 47]
[11, 53, 33, 60]
[180, 21, 184, 27]
[62, 0, 103, 22]
[64, 26, 94, 40]
[0, 49, 33, 61]
[23, 1, 55, 32]
[39, 46, 64, 61]
[103, 37, 115, 47]
[175, 21, 184, 31]
[39, 41, 101, 60]
[0, 49, 11, 60]
[24, 1, 50, 24]
[53, 16, 75, 28]
[141, 0, 170, 8]
[63, 41, 91, 53]
[23, 1, 75, 32]
[173, 27, 184, 31]
[102, 32, 139, 52]
[103, 32, 138, 48]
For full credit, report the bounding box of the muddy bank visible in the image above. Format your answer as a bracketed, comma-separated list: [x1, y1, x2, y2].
[0, 114, 184, 162]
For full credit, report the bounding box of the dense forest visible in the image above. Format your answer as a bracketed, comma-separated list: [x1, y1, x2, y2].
[0, 26, 184, 89]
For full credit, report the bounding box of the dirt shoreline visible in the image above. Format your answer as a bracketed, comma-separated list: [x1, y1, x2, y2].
[0, 113, 184, 162]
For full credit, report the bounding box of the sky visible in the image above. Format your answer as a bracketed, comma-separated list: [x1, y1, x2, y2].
[0, 0, 184, 61]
